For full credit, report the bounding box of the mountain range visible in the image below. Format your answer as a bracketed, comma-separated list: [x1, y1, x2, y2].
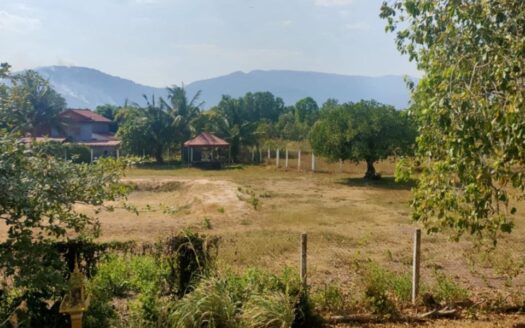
[33, 66, 413, 110]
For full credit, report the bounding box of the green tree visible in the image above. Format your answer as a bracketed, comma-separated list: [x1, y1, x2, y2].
[310, 100, 415, 179]
[294, 97, 319, 127]
[209, 96, 257, 162]
[2, 70, 66, 136]
[381, 1, 525, 241]
[95, 104, 121, 132]
[117, 96, 175, 163]
[163, 84, 203, 146]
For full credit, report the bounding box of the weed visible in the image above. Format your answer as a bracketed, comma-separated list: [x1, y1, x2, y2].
[218, 207, 225, 214]
[311, 283, 346, 314]
[202, 217, 213, 230]
[432, 270, 469, 305]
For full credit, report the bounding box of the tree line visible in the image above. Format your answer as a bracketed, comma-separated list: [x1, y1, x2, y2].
[96, 89, 416, 177]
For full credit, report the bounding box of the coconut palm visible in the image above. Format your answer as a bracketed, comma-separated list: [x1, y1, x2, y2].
[162, 84, 204, 145]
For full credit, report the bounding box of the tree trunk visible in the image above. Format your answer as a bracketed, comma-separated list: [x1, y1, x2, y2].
[364, 159, 379, 179]
[155, 147, 164, 164]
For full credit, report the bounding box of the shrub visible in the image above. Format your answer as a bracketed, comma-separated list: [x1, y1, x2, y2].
[432, 270, 469, 305]
[360, 262, 412, 317]
[157, 231, 219, 297]
[311, 284, 346, 314]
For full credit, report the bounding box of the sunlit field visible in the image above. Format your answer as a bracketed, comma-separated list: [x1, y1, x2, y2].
[67, 159, 525, 325]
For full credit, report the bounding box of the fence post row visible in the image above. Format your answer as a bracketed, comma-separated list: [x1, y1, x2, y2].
[412, 228, 421, 305]
[300, 233, 307, 287]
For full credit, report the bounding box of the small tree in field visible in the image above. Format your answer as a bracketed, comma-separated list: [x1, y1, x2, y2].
[310, 100, 415, 179]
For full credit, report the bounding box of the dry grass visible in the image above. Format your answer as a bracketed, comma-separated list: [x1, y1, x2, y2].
[4, 159, 525, 326]
[92, 161, 525, 300]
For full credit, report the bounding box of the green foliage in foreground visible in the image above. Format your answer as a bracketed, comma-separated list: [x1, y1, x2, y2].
[382, 1, 525, 241]
[0, 136, 127, 326]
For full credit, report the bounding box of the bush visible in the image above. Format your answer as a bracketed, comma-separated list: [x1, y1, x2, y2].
[361, 262, 412, 317]
[311, 284, 346, 314]
[432, 270, 469, 305]
[33, 141, 91, 163]
[88, 254, 168, 326]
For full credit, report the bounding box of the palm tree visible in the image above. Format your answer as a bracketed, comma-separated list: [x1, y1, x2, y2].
[210, 96, 257, 162]
[162, 84, 204, 145]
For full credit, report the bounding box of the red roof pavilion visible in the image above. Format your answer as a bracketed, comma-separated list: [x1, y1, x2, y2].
[184, 132, 229, 148]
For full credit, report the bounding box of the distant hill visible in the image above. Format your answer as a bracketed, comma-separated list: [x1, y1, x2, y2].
[33, 66, 413, 109]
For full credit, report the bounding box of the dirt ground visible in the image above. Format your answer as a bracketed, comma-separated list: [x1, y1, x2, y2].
[4, 159, 525, 326]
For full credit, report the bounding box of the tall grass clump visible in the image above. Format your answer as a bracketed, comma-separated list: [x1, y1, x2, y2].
[166, 277, 238, 328]
[163, 268, 316, 328]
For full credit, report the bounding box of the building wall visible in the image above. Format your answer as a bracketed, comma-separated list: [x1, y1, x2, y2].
[92, 122, 110, 134]
[65, 123, 93, 141]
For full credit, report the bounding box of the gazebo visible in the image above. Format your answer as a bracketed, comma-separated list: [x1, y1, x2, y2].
[183, 132, 230, 168]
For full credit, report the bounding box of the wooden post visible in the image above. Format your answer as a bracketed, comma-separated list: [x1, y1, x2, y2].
[311, 153, 316, 172]
[412, 228, 421, 305]
[190, 147, 194, 163]
[90, 148, 94, 163]
[268, 147, 271, 161]
[167, 147, 170, 161]
[252, 148, 255, 162]
[300, 233, 307, 287]
[298, 150, 301, 170]
[259, 149, 262, 163]
[285, 149, 289, 169]
[70, 312, 83, 328]
[276, 149, 280, 168]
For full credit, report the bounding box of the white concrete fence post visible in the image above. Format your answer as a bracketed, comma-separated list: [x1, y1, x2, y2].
[285, 148, 289, 169]
[276, 149, 280, 168]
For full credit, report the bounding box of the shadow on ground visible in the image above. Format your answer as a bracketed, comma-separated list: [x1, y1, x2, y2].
[135, 161, 247, 171]
[337, 176, 416, 190]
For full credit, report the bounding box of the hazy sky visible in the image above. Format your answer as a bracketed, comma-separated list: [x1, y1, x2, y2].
[0, 0, 419, 87]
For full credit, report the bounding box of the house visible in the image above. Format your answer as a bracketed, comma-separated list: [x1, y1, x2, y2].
[55, 109, 120, 156]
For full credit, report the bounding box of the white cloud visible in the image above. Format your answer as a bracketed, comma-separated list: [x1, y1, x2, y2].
[0, 10, 40, 33]
[314, 0, 354, 7]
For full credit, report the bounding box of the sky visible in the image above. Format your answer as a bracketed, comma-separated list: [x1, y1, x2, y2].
[0, 0, 419, 87]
